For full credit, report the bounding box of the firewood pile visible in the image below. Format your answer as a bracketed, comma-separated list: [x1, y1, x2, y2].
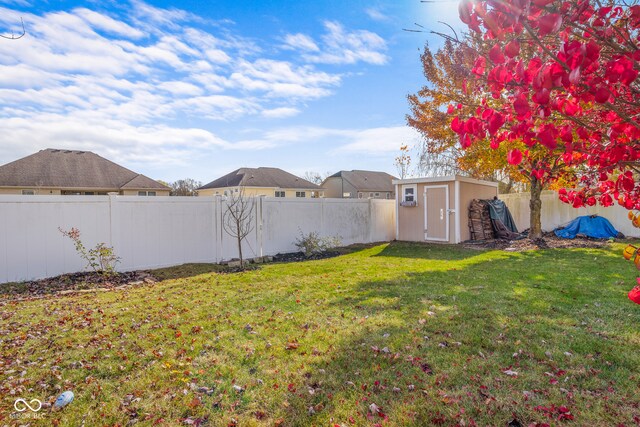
[468, 199, 494, 240]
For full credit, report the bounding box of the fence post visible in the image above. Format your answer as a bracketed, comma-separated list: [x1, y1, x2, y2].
[215, 195, 222, 263]
[368, 198, 374, 243]
[107, 193, 117, 247]
[258, 195, 265, 258]
[320, 197, 325, 237]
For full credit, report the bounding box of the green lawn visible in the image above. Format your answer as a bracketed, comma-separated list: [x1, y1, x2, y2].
[1, 242, 640, 426]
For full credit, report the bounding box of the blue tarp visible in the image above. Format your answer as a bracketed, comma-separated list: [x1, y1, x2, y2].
[554, 215, 619, 239]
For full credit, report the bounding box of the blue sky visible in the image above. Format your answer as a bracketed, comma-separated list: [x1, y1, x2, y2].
[0, 0, 462, 184]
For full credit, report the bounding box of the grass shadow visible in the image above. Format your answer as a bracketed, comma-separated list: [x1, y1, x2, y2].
[279, 243, 640, 426]
[375, 240, 491, 261]
[149, 263, 245, 281]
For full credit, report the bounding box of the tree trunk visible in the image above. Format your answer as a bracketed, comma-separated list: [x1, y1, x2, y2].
[529, 177, 543, 240]
[503, 178, 513, 194]
[236, 220, 244, 269]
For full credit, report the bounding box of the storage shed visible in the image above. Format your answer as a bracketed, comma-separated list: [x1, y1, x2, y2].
[393, 176, 498, 244]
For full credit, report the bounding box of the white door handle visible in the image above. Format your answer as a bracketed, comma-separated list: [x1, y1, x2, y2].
[440, 208, 444, 220]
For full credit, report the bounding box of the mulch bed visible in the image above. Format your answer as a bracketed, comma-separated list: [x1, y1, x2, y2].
[1, 251, 344, 300]
[0, 271, 157, 301]
[272, 251, 341, 263]
[463, 233, 612, 252]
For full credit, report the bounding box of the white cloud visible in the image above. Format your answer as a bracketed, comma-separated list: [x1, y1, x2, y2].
[205, 48, 231, 64]
[365, 7, 391, 23]
[0, 0, 31, 6]
[74, 8, 145, 38]
[314, 21, 388, 65]
[334, 126, 421, 154]
[261, 107, 300, 118]
[131, 0, 195, 31]
[0, 113, 229, 168]
[283, 33, 319, 51]
[228, 125, 419, 156]
[228, 59, 340, 98]
[0, 64, 62, 89]
[229, 126, 338, 150]
[173, 95, 261, 120]
[284, 21, 388, 65]
[157, 81, 203, 96]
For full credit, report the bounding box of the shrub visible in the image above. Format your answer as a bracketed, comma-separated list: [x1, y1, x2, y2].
[294, 230, 341, 257]
[58, 227, 120, 276]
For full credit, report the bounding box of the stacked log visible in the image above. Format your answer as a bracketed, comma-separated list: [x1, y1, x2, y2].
[468, 199, 494, 240]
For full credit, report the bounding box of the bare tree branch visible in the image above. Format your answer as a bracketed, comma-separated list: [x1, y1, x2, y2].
[1, 17, 26, 40]
[402, 21, 461, 44]
[222, 189, 255, 269]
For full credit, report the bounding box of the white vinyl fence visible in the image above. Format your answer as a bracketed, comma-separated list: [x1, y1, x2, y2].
[0, 195, 395, 283]
[500, 191, 640, 238]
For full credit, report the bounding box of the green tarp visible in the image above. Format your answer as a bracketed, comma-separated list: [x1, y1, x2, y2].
[487, 199, 518, 233]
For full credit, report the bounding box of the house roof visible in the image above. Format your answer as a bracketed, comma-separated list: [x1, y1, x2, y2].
[0, 149, 168, 190]
[326, 170, 397, 192]
[199, 167, 321, 190]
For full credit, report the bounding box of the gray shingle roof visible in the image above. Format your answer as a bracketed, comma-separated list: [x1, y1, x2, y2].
[199, 167, 321, 190]
[0, 149, 168, 190]
[326, 170, 397, 192]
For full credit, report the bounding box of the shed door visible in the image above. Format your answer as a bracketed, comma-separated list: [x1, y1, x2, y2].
[424, 185, 449, 242]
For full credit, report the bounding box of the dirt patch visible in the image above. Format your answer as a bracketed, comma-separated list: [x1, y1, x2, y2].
[463, 233, 612, 252]
[0, 271, 158, 301]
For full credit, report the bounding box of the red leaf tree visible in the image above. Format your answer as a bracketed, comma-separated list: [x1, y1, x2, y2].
[451, 0, 640, 238]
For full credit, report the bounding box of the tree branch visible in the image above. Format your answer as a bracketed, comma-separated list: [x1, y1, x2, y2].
[0, 17, 25, 40]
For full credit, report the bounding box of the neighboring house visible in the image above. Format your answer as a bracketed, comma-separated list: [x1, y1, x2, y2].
[198, 167, 322, 198]
[0, 149, 170, 196]
[322, 170, 397, 199]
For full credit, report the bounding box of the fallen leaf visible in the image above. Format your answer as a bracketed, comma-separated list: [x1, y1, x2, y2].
[285, 342, 299, 350]
[420, 363, 434, 375]
[503, 369, 518, 377]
